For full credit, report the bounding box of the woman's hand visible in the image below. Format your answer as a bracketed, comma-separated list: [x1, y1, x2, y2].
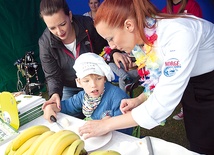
[79, 119, 110, 139]
[42, 93, 61, 110]
[112, 52, 132, 71]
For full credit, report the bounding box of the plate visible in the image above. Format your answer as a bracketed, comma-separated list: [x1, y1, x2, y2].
[50, 118, 112, 152]
[83, 131, 112, 152]
[68, 125, 112, 152]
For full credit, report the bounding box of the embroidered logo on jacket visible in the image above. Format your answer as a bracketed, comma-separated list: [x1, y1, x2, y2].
[164, 58, 181, 77]
[85, 41, 90, 45]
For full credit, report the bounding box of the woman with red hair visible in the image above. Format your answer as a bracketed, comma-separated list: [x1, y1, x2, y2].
[79, 0, 214, 154]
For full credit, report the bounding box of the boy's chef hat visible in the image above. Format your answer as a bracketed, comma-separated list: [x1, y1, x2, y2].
[73, 53, 115, 81]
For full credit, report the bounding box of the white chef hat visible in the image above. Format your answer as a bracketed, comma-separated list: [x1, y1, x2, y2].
[73, 53, 115, 81]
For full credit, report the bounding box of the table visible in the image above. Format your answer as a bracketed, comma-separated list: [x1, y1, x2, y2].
[0, 113, 200, 155]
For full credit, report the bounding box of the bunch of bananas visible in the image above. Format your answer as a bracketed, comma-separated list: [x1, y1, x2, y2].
[89, 150, 121, 155]
[5, 125, 86, 155]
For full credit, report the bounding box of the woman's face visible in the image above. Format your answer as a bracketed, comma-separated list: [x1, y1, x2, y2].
[95, 21, 138, 54]
[89, 0, 100, 12]
[42, 9, 73, 44]
[77, 74, 106, 98]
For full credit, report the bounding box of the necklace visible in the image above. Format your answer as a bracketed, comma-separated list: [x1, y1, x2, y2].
[132, 17, 161, 97]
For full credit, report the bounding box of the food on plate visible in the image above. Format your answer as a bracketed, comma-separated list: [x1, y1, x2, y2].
[61, 117, 70, 127]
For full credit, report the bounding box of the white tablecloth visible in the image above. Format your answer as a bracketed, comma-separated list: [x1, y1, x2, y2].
[0, 113, 200, 155]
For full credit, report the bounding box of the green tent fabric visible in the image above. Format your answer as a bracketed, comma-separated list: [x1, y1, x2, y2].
[0, 0, 46, 92]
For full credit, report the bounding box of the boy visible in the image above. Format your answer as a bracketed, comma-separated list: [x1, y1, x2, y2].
[43, 53, 133, 135]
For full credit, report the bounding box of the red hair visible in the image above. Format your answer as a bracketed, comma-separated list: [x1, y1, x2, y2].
[94, 0, 185, 45]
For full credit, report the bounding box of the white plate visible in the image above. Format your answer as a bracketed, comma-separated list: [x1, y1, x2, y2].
[50, 117, 112, 152]
[67, 124, 112, 152]
[83, 131, 112, 152]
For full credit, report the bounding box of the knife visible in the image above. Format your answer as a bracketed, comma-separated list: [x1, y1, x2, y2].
[145, 136, 154, 155]
[50, 115, 64, 129]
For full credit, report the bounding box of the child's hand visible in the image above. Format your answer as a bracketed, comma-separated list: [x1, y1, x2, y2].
[120, 98, 139, 114]
[120, 94, 147, 114]
[42, 93, 61, 110]
[43, 103, 60, 123]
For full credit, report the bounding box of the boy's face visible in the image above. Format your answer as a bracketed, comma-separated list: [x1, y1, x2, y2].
[77, 74, 106, 98]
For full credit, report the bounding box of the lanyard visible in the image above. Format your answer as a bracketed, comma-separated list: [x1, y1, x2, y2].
[63, 43, 80, 59]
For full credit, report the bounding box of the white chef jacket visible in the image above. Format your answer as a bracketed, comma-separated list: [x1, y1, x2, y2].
[132, 16, 214, 129]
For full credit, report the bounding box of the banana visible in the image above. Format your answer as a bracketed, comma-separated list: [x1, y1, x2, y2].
[66, 139, 85, 155]
[14, 135, 39, 155]
[34, 130, 67, 155]
[35, 130, 76, 155]
[21, 151, 29, 155]
[62, 145, 87, 155]
[47, 130, 80, 155]
[62, 146, 87, 155]
[61, 145, 69, 155]
[11, 125, 50, 151]
[26, 130, 55, 155]
[8, 150, 16, 155]
[80, 149, 88, 155]
[89, 150, 121, 155]
[5, 141, 14, 155]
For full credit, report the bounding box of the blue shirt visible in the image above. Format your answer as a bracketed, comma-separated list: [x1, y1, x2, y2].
[61, 82, 133, 135]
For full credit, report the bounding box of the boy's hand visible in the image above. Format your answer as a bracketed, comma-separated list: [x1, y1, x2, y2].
[43, 103, 60, 123]
[42, 93, 61, 110]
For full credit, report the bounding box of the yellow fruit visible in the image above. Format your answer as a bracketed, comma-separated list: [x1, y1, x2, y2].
[47, 130, 80, 155]
[14, 135, 39, 155]
[66, 139, 85, 155]
[79, 149, 88, 155]
[8, 150, 16, 155]
[26, 130, 55, 155]
[5, 141, 14, 155]
[90, 150, 121, 155]
[34, 130, 65, 155]
[35, 130, 75, 155]
[61, 145, 70, 155]
[11, 125, 50, 151]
